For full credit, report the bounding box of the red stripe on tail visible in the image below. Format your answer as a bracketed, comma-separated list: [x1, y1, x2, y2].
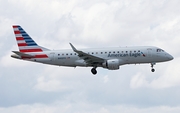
[14, 31, 21, 34]
[13, 26, 18, 28]
[18, 43, 27, 46]
[16, 37, 24, 40]
[22, 54, 48, 59]
[35, 54, 48, 58]
[20, 49, 43, 52]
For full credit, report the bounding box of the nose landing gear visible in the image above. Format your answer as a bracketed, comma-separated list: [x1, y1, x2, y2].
[151, 68, 155, 72]
[91, 67, 97, 75]
[151, 63, 155, 72]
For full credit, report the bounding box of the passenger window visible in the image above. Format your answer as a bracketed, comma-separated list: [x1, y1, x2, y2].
[92, 52, 94, 54]
[105, 52, 107, 54]
[101, 52, 103, 54]
[113, 51, 115, 53]
[96, 52, 98, 54]
[109, 52, 111, 53]
[74, 53, 76, 55]
[117, 51, 119, 53]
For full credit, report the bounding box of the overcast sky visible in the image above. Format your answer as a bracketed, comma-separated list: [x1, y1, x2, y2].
[0, 0, 180, 113]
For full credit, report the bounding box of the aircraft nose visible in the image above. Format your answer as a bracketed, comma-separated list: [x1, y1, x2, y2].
[167, 54, 174, 60]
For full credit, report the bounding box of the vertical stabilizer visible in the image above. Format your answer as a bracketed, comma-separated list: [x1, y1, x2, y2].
[12, 25, 49, 52]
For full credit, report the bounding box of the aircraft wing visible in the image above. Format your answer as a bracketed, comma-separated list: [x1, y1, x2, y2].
[69, 43, 105, 65]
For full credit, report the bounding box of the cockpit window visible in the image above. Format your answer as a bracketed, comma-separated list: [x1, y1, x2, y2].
[157, 49, 164, 52]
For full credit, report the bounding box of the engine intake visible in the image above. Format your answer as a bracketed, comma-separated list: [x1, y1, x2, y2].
[102, 59, 120, 70]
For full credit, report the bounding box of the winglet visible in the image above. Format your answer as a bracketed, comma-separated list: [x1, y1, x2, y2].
[69, 43, 78, 52]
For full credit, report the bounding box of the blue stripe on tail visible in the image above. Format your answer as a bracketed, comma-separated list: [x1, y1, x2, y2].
[18, 26, 38, 46]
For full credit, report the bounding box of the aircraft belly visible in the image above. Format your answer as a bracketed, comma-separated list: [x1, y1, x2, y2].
[127, 57, 153, 64]
[55, 59, 75, 66]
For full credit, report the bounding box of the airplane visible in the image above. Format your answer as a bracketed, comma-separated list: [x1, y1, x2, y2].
[11, 25, 174, 75]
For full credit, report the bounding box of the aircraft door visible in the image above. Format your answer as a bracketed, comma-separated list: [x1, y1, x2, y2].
[49, 52, 55, 61]
[147, 48, 152, 57]
[156, 52, 160, 57]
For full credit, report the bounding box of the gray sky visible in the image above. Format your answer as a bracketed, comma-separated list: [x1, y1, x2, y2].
[0, 0, 180, 113]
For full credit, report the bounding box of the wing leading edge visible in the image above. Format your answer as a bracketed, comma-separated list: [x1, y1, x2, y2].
[69, 43, 105, 66]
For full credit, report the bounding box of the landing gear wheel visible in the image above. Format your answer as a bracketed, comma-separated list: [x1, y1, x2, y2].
[151, 68, 155, 72]
[151, 63, 156, 72]
[91, 68, 97, 75]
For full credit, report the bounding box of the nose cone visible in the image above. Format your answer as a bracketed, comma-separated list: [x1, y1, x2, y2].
[167, 54, 174, 60]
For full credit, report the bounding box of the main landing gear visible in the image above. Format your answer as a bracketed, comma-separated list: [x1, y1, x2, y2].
[151, 63, 155, 72]
[91, 67, 97, 75]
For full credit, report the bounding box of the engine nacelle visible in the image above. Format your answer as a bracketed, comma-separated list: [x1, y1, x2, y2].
[102, 59, 120, 70]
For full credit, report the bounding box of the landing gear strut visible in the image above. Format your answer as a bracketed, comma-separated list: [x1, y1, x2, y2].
[151, 63, 155, 72]
[91, 67, 97, 75]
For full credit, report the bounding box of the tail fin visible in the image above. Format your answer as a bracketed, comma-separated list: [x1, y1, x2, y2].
[12, 25, 49, 53]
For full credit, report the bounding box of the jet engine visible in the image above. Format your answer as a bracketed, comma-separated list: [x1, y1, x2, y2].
[102, 59, 120, 70]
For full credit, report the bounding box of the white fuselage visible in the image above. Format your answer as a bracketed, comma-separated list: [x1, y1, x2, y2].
[23, 46, 173, 69]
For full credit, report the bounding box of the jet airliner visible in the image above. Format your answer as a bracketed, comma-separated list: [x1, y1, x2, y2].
[11, 25, 174, 75]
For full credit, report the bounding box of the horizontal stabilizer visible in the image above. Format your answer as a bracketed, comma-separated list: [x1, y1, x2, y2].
[12, 51, 33, 57]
